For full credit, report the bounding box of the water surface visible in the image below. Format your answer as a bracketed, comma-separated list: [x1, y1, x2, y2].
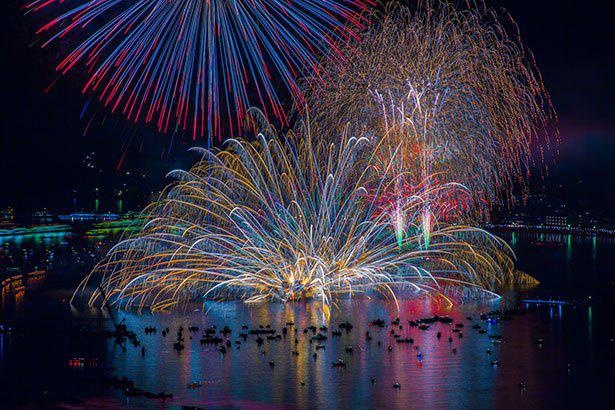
[0, 231, 613, 408]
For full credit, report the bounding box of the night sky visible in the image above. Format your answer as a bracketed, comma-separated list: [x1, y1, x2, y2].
[1, 0, 613, 219]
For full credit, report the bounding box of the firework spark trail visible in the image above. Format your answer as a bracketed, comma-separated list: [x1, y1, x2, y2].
[367, 85, 479, 247]
[302, 2, 557, 211]
[66, 2, 553, 317]
[73, 110, 515, 317]
[27, 0, 374, 141]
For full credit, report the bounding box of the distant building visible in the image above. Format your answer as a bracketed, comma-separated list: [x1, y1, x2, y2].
[501, 212, 526, 227]
[0, 208, 16, 229]
[32, 210, 55, 225]
[58, 213, 120, 223]
[545, 215, 568, 228]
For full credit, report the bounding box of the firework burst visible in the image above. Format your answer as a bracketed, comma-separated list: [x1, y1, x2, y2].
[27, 0, 373, 140]
[73, 110, 515, 317]
[302, 2, 557, 210]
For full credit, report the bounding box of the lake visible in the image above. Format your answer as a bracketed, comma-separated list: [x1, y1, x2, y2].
[0, 230, 613, 408]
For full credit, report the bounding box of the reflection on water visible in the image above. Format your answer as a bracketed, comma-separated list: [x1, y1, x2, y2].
[496, 230, 614, 300]
[1, 295, 611, 408]
[0, 230, 613, 408]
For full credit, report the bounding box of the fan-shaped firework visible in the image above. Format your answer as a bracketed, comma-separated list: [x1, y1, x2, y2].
[73, 110, 515, 317]
[27, 0, 373, 140]
[302, 2, 556, 209]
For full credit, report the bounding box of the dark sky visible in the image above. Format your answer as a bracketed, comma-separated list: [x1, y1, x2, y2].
[1, 0, 613, 218]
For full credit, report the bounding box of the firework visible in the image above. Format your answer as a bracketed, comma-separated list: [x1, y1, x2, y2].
[302, 2, 557, 210]
[27, 0, 373, 140]
[73, 110, 514, 317]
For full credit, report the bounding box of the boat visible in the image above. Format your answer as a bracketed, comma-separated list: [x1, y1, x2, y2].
[530, 240, 564, 248]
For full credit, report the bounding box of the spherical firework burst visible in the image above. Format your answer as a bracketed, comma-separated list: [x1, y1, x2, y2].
[27, 0, 373, 140]
[73, 110, 515, 317]
[302, 2, 557, 210]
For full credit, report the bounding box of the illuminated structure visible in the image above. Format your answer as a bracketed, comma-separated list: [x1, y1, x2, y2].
[0, 208, 16, 229]
[58, 213, 119, 223]
[545, 215, 568, 229]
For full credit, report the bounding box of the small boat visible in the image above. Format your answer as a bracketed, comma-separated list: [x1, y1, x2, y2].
[530, 240, 564, 249]
[68, 357, 85, 367]
[312, 333, 327, 342]
[370, 318, 386, 327]
[200, 336, 223, 345]
[248, 328, 275, 335]
[332, 358, 346, 367]
[339, 321, 353, 331]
